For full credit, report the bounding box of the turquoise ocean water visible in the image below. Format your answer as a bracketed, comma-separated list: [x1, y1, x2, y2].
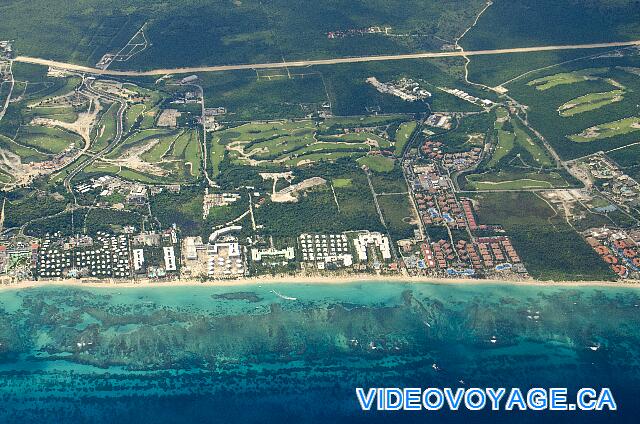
[0, 281, 638, 423]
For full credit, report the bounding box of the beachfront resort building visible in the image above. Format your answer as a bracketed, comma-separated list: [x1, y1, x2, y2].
[299, 233, 354, 269]
[354, 232, 392, 262]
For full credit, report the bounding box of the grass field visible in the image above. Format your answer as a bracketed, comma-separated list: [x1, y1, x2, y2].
[0, 69, 88, 163]
[569, 116, 640, 142]
[332, 178, 352, 188]
[558, 90, 625, 117]
[28, 106, 79, 123]
[467, 177, 554, 190]
[15, 126, 82, 155]
[527, 68, 609, 91]
[90, 102, 118, 152]
[319, 115, 411, 131]
[465, 170, 569, 190]
[110, 128, 170, 155]
[489, 129, 516, 166]
[318, 132, 391, 148]
[124, 104, 146, 132]
[0, 133, 48, 163]
[487, 109, 554, 168]
[357, 156, 396, 173]
[283, 151, 366, 167]
[208, 133, 226, 178]
[393, 121, 417, 156]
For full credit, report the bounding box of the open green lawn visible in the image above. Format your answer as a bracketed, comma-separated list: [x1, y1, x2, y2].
[109, 128, 172, 157]
[0, 133, 48, 163]
[527, 68, 609, 91]
[139, 107, 159, 129]
[284, 151, 366, 167]
[318, 132, 391, 148]
[29, 106, 79, 123]
[332, 178, 352, 188]
[487, 111, 553, 168]
[569, 116, 640, 142]
[245, 126, 317, 160]
[124, 104, 146, 133]
[489, 129, 516, 166]
[558, 90, 625, 117]
[180, 130, 202, 178]
[116, 168, 164, 184]
[291, 142, 370, 155]
[93, 127, 201, 183]
[393, 121, 417, 156]
[465, 170, 569, 190]
[91, 102, 118, 152]
[15, 126, 82, 155]
[209, 134, 226, 177]
[140, 131, 182, 163]
[320, 115, 411, 131]
[83, 161, 122, 176]
[468, 178, 553, 190]
[357, 155, 396, 173]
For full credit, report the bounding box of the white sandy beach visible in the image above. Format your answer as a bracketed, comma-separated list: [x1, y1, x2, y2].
[0, 274, 638, 291]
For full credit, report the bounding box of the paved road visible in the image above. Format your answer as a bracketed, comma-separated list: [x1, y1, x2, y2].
[63, 79, 127, 194]
[13, 40, 640, 76]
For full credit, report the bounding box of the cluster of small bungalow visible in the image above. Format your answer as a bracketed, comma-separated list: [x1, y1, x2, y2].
[420, 236, 522, 275]
[37, 232, 131, 279]
[584, 154, 640, 212]
[298, 231, 392, 271]
[585, 227, 640, 278]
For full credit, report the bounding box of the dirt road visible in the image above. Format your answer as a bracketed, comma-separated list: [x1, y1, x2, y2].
[13, 40, 640, 76]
